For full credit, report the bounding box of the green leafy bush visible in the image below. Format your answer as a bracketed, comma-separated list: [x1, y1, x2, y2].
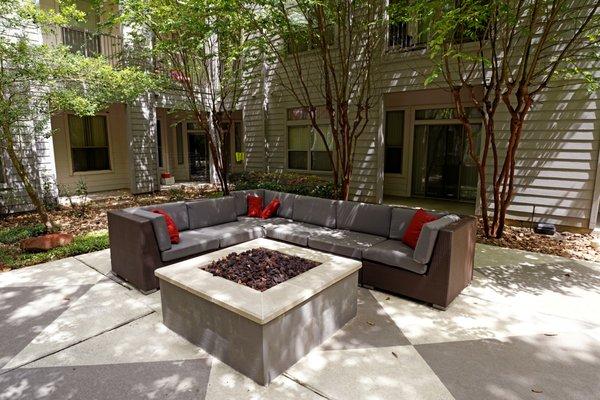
[230, 171, 338, 199]
[0, 224, 47, 244]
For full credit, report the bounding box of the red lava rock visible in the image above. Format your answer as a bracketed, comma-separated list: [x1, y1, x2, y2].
[20, 233, 74, 252]
[203, 247, 320, 291]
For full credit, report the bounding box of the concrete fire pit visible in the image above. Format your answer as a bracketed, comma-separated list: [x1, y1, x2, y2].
[155, 238, 361, 385]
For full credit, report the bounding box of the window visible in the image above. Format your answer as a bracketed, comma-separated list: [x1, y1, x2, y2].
[388, 1, 426, 50]
[157, 120, 163, 168]
[287, 125, 333, 172]
[176, 123, 184, 165]
[68, 115, 110, 172]
[384, 111, 404, 174]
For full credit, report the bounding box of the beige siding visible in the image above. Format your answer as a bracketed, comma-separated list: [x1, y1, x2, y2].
[51, 104, 130, 193]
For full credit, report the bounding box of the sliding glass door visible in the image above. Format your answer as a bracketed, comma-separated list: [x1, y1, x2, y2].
[411, 109, 480, 202]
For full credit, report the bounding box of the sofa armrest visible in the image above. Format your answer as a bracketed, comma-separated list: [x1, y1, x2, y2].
[107, 210, 163, 292]
[428, 216, 477, 307]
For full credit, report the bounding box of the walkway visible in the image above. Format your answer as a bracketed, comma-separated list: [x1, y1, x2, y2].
[0, 245, 599, 399]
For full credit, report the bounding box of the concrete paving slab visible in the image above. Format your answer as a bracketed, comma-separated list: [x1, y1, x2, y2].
[416, 332, 600, 400]
[0, 285, 91, 369]
[320, 288, 410, 351]
[0, 359, 212, 400]
[28, 313, 207, 368]
[370, 288, 596, 345]
[3, 281, 153, 369]
[74, 249, 112, 276]
[286, 345, 456, 400]
[205, 359, 323, 400]
[0, 258, 104, 288]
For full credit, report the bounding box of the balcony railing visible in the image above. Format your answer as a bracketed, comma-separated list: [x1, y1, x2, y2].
[61, 26, 123, 67]
[388, 22, 426, 51]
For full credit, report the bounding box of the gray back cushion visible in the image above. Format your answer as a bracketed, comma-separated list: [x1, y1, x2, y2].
[264, 190, 297, 219]
[142, 201, 189, 231]
[292, 196, 337, 228]
[389, 207, 417, 240]
[336, 201, 392, 237]
[187, 196, 237, 229]
[389, 207, 447, 239]
[132, 209, 172, 252]
[231, 190, 265, 216]
[414, 214, 460, 264]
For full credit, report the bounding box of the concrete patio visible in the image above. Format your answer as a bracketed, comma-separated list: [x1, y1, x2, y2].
[0, 244, 599, 400]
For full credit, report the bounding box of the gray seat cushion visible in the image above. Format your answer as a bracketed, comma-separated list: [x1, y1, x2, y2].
[414, 214, 460, 264]
[337, 201, 392, 237]
[141, 201, 189, 231]
[186, 197, 237, 229]
[232, 189, 265, 216]
[160, 230, 219, 262]
[292, 196, 337, 228]
[131, 209, 172, 252]
[193, 220, 266, 248]
[264, 190, 297, 219]
[266, 221, 332, 246]
[363, 240, 428, 275]
[308, 230, 386, 259]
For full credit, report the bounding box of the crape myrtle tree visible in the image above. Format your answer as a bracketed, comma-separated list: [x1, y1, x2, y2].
[0, 0, 155, 229]
[391, 0, 599, 238]
[119, 0, 261, 195]
[252, 0, 387, 200]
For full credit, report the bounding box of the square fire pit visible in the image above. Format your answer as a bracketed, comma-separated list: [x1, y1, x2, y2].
[155, 238, 361, 385]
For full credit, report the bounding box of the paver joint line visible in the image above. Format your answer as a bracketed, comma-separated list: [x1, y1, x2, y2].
[282, 372, 334, 400]
[0, 310, 155, 376]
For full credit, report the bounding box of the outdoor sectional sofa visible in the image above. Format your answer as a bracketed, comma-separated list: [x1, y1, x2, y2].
[107, 189, 476, 309]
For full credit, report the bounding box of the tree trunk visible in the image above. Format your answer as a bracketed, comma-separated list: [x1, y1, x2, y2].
[4, 127, 54, 231]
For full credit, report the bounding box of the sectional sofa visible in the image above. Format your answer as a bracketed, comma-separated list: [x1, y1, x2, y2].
[107, 189, 476, 308]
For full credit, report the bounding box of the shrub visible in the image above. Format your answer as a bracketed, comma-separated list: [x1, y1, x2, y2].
[230, 171, 338, 199]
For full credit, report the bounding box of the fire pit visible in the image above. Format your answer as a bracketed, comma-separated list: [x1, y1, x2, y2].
[155, 238, 361, 385]
[204, 248, 320, 291]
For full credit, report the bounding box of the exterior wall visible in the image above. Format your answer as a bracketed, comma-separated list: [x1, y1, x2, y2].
[127, 94, 159, 194]
[51, 104, 130, 193]
[244, 36, 600, 229]
[0, 13, 58, 214]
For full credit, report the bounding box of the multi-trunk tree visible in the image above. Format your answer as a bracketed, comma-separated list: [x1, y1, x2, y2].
[119, 0, 261, 195]
[0, 0, 154, 229]
[253, 0, 386, 200]
[392, 0, 599, 238]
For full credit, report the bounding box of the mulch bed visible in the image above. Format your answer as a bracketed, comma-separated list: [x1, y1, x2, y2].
[203, 248, 321, 291]
[0, 185, 220, 237]
[477, 220, 600, 263]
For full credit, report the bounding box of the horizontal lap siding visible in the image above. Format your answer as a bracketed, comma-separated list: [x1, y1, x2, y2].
[128, 95, 158, 194]
[1, 21, 58, 213]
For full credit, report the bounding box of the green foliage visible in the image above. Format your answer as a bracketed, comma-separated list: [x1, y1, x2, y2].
[58, 178, 90, 218]
[230, 171, 338, 199]
[0, 224, 47, 244]
[0, 230, 109, 270]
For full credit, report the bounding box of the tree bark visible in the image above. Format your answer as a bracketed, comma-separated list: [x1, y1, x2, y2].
[4, 126, 54, 230]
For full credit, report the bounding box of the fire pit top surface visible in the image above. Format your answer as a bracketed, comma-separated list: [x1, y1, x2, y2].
[155, 238, 361, 324]
[204, 248, 321, 292]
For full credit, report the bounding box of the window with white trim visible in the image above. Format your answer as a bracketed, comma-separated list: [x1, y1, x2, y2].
[68, 115, 110, 172]
[287, 107, 333, 172]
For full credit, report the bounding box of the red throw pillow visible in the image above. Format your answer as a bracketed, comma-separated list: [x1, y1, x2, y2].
[261, 198, 281, 219]
[152, 209, 180, 244]
[402, 209, 438, 249]
[247, 195, 263, 218]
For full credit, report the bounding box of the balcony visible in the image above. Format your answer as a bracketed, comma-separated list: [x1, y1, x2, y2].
[61, 26, 123, 67]
[388, 22, 426, 51]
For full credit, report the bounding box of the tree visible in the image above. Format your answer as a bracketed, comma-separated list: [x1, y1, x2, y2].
[0, 0, 155, 229]
[392, 0, 599, 238]
[253, 0, 386, 200]
[118, 0, 261, 195]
